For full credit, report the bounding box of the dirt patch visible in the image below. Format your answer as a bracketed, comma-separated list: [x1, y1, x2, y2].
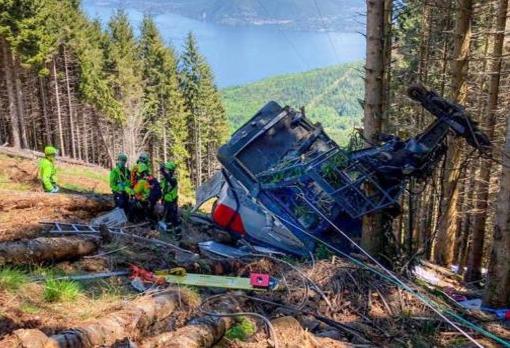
[0, 191, 112, 242]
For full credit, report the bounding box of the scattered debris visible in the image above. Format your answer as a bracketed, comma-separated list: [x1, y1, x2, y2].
[31, 270, 129, 282]
[199, 240, 286, 259]
[90, 207, 127, 227]
[45, 222, 198, 258]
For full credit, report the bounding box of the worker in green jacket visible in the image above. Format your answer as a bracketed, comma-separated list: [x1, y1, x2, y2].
[160, 161, 179, 227]
[39, 146, 59, 193]
[109, 153, 131, 210]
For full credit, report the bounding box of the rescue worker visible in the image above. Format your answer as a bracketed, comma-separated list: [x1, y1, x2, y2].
[129, 163, 161, 222]
[160, 161, 179, 227]
[39, 146, 59, 193]
[130, 152, 151, 186]
[109, 153, 131, 210]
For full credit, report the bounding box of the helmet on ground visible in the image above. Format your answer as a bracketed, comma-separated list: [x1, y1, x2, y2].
[117, 153, 128, 162]
[44, 146, 58, 156]
[138, 152, 149, 164]
[161, 161, 176, 172]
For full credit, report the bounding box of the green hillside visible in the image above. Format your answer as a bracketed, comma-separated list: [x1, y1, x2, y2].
[222, 61, 364, 144]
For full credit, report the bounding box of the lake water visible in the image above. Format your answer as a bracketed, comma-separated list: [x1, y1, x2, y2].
[82, 1, 366, 88]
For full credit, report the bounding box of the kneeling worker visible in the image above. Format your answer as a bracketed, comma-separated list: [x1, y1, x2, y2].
[131, 163, 161, 222]
[39, 146, 59, 193]
[109, 153, 131, 210]
[160, 161, 179, 227]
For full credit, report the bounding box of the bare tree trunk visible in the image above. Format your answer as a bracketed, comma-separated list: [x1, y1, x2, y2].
[83, 107, 90, 162]
[53, 58, 65, 156]
[484, 114, 510, 307]
[361, 0, 388, 257]
[163, 127, 168, 163]
[1, 37, 21, 148]
[465, 0, 508, 282]
[434, 0, 472, 266]
[75, 103, 82, 160]
[38, 76, 52, 145]
[13, 55, 28, 149]
[63, 46, 76, 158]
[195, 115, 202, 187]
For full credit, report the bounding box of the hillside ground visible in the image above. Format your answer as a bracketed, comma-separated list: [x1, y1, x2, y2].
[0, 151, 508, 347]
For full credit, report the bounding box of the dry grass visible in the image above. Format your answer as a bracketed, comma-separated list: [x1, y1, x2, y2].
[0, 274, 128, 336]
[0, 153, 110, 194]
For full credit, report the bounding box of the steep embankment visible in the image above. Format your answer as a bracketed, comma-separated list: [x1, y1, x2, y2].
[0, 150, 112, 241]
[222, 62, 364, 144]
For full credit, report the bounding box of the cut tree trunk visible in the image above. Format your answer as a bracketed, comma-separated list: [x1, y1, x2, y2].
[142, 296, 237, 348]
[0, 237, 98, 265]
[3, 291, 182, 348]
[141, 315, 234, 348]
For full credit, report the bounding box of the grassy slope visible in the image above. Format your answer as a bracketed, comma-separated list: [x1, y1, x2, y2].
[0, 153, 110, 194]
[222, 61, 364, 145]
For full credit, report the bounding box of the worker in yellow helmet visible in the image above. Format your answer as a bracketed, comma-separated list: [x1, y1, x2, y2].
[160, 161, 179, 227]
[39, 146, 59, 193]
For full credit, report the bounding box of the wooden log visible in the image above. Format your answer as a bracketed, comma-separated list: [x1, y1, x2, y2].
[0, 237, 98, 265]
[141, 298, 237, 348]
[0, 146, 102, 168]
[141, 316, 233, 348]
[3, 291, 181, 348]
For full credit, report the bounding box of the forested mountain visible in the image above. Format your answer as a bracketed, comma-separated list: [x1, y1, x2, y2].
[222, 62, 363, 144]
[83, 0, 364, 32]
[0, 1, 228, 194]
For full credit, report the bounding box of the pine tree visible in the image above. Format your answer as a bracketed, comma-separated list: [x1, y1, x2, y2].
[179, 32, 228, 188]
[139, 16, 192, 194]
[104, 10, 144, 162]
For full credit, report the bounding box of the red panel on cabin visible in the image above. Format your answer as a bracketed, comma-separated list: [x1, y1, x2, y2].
[212, 203, 246, 236]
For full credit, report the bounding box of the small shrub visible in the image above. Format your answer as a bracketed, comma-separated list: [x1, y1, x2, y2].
[225, 316, 256, 341]
[20, 303, 41, 314]
[0, 267, 27, 291]
[43, 279, 81, 302]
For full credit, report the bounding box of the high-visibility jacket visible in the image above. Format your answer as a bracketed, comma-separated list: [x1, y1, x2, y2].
[133, 176, 161, 203]
[130, 161, 151, 187]
[161, 175, 178, 203]
[109, 166, 131, 193]
[133, 179, 151, 201]
[39, 157, 56, 192]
